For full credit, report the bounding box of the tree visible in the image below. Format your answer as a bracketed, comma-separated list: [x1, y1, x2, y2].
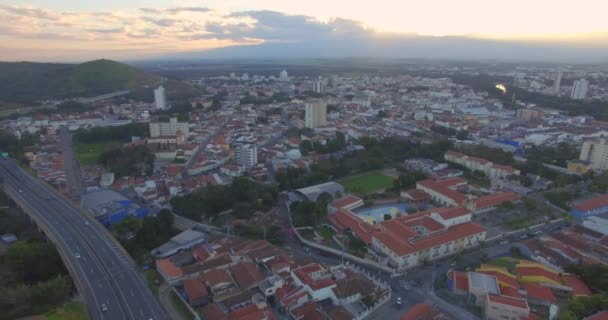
[383, 214, 392, 221]
[4, 241, 66, 284]
[455, 129, 469, 140]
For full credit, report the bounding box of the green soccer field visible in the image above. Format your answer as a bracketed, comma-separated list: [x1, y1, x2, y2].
[75, 141, 121, 165]
[339, 171, 394, 195]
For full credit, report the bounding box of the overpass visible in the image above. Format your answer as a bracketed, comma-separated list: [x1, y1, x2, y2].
[0, 157, 166, 320]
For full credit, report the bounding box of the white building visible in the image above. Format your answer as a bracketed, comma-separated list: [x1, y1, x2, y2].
[553, 70, 562, 96]
[571, 79, 589, 100]
[305, 100, 327, 128]
[279, 69, 289, 81]
[149, 117, 189, 138]
[154, 86, 167, 110]
[312, 77, 325, 94]
[580, 138, 608, 171]
[235, 144, 258, 169]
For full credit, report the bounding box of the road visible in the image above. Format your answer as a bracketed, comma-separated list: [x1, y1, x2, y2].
[0, 157, 167, 320]
[182, 125, 224, 177]
[59, 126, 84, 197]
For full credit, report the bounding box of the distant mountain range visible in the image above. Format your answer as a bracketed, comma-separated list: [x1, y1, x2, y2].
[0, 59, 158, 106]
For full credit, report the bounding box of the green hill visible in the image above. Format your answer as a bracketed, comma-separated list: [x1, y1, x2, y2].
[0, 59, 158, 107]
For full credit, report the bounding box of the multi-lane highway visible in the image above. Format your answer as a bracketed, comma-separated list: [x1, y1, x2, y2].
[0, 157, 166, 320]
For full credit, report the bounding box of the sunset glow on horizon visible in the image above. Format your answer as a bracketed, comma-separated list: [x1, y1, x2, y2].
[1, 0, 607, 61]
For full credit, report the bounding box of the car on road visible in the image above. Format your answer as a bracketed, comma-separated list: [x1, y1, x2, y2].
[18, 189, 22, 193]
[396, 297, 402, 306]
[499, 240, 509, 245]
[74, 253, 81, 259]
[519, 235, 528, 240]
[101, 304, 108, 312]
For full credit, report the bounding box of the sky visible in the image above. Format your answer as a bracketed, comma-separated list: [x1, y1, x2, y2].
[1, 0, 608, 62]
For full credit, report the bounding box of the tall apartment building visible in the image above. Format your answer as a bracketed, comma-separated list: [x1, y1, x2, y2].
[580, 138, 608, 171]
[279, 69, 289, 81]
[571, 79, 589, 100]
[154, 86, 167, 110]
[552, 70, 562, 96]
[149, 117, 189, 138]
[235, 144, 258, 169]
[312, 77, 325, 94]
[305, 100, 327, 128]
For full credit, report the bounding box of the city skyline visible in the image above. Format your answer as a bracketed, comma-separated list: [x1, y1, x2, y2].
[1, 1, 608, 62]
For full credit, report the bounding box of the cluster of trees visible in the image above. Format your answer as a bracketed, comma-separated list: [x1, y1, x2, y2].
[233, 224, 284, 245]
[289, 192, 334, 227]
[74, 123, 149, 143]
[154, 101, 192, 122]
[456, 144, 515, 165]
[55, 101, 86, 114]
[430, 125, 469, 140]
[0, 240, 73, 319]
[0, 130, 40, 161]
[588, 172, 608, 194]
[111, 209, 177, 265]
[99, 145, 154, 177]
[277, 138, 453, 191]
[556, 264, 608, 319]
[299, 132, 347, 155]
[391, 171, 428, 191]
[544, 190, 577, 210]
[171, 177, 279, 221]
[525, 143, 579, 168]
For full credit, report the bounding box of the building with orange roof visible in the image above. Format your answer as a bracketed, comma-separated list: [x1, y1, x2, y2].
[447, 270, 470, 295]
[328, 194, 364, 213]
[571, 193, 608, 220]
[400, 303, 447, 320]
[156, 258, 183, 284]
[291, 263, 337, 302]
[182, 277, 209, 307]
[523, 283, 556, 307]
[445, 151, 520, 179]
[485, 293, 529, 320]
[562, 274, 592, 297]
[516, 266, 562, 286]
[467, 192, 520, 214]
[416, 178, 469, 207]
[584, 311, 608, 320]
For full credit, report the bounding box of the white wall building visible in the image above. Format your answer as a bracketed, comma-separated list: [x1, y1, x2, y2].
[305, 100, 327, 128]
[571, 79, 589, 100]
[580, 138, 608, 171]
[154, 86, 167, 110]
[235, 144, 258, 169]
[149, 117, 189, 138]
[279, 69, 289, 81]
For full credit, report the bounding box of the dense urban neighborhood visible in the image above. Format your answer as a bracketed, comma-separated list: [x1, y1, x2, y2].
[2, 60, 608, 320]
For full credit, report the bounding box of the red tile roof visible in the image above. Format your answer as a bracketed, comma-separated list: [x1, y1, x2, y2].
[157, 259, 183, 278]
[471, 192, 520, 210]
[574, 194, 608, 212]
[563, 274, 592, 296]
[516, 266, 562, 285]
[487, 293, 529, 310]
[193, 245, 210, 262]
[584, 311, 608, 320]
[448, 270, 469, 292]
[330, 194, 363, 209]
[292, 263, 336, 292]
[205, 269, 234, 288]
[328, 210, 375, 244]
[523, 283, 556, 303]
[183, 278, 208, 301]
[500, 286, 523, 299]
[400, 303, 442, 320]
[417, 178, 468, 205]
[231, 261, 264, 289]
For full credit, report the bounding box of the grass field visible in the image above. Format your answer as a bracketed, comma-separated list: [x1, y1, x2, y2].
[339, 171, 394, 195]
[46, 302, 89, 320]
[75, 141, 122, 165]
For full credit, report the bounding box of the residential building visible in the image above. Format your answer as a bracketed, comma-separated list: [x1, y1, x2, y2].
[485, 293, 530, 320]
[571, 193, 608, 220]
[149, 117, 189, 138]
[235, 144, 258, 169]
[305, 100, 327, 128]
[154, 85, 167, 110]
[312, 77, 325, 94]
[579, 138, 608, 171]
[516, 108, 543, 121]
[568, 160, 592, 175]
[553, 70, 562, 96]
[445, 151, 520, 179]
[279, 69, 289, 81]
[416, 177, 469, 207]
[571, 79, 589, 100]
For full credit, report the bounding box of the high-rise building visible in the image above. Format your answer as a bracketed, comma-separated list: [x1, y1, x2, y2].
[552, 70, 562, 96]
[305, 100, 327, 128]
[149, 117, 189, 138]
[571, 79, 589, 100]
[242, 73, 249, 81]
[312, 77, 325, 94]
[580, 138, 608, 171]
[279, 69, 289, 81]
[154, 86, 167, 110]
[235, 144, 258, 169]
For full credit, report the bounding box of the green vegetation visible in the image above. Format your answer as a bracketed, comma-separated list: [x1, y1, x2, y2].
[391, 170, 428, 191]
[290, 192, 333, 227]
[276, 138, 453, 191]
[558, 295, 608, 320]
[0, 129, 40, 162]
[525, 142, 579, 167]
[589, 172, 608, 194]
[169, 291, 195, 320]
[171, 177, 279, 221]
[300, 132, 347, 155]
[339, 171, 394, 195]
[234, 224, 284, 245]
[544, 190, 577, 210]
[75, 141, 122, 165]
[565, 264, 608, 294]
[0, 59, 158, 105]
[317, 225, 336, 242]
[74, 123, 149, 144]
[99, 145, 154, 177]
[46, 301, 89, 320]
[111, 209, 178, 265]
[56, 101, 87, 114]
[240, 91, 291, 105]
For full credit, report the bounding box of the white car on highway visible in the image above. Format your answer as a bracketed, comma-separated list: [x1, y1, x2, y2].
[74, 252, 81, 259]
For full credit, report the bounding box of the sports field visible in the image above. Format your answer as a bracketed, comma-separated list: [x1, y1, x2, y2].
[75, 141, 121, 165]
[339, 171, 394, 195]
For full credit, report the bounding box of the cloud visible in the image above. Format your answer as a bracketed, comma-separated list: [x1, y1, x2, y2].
[139, 7, 210, 15]
[0, 5, 60, 20]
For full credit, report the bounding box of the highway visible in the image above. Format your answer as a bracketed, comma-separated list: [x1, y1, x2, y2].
[0, 157, 166, 320]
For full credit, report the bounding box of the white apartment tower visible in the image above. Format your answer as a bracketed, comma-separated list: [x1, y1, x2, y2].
[149, 117, 189, 138]
[553, 70, 562, 96]
[571, 79, 589, 100]
[235, 144, 258, 169]
[312, 77, 325, 94]
[279, 69, 289, 81]
[154, 86, 167, 110]
[305, 100, 327, 129]
[580, 138, 608, 171]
